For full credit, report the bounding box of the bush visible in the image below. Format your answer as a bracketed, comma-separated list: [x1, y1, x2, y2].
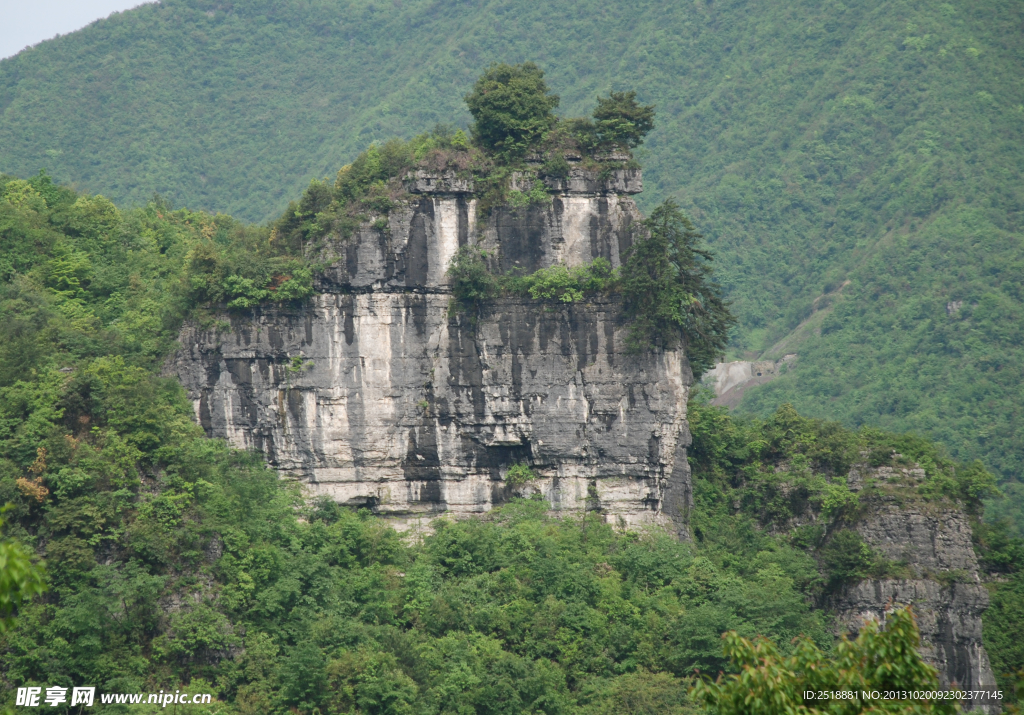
[446, 246, 497, 312]
[0, 507, 47, 631]
[819, 529, 890, 592]
[563, 117, 600, 153]
[506, 179, 550, 208]
[448, 253, 618, 313]
[505, 463, 535, 489]
[693, 608, 957, 715]
[955, 460, 1000, 512]
[525, 265, 584, 303]
[516, 258, 616, 303]
[273, 267, 314, 302]
[819, 481, 859, 521]
[973, 519, 1024, 573]
[279, 641, 328, 711]
[819, 524, 876, 585]
[541, 154, 571, 179]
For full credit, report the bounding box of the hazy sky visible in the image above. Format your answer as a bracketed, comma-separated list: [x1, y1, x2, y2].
[1, 0, 151, 60]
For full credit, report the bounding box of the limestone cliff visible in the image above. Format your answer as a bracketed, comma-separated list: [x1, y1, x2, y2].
[834, 464, 998, 711]
[171, 167, 694, 534]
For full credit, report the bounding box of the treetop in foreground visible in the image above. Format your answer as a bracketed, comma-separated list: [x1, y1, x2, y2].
[694, 608, 958, 715]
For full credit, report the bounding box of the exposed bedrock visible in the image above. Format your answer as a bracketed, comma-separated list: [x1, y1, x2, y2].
[703, 355, 796, 408]
[171, 168, 694, 533]
[315, 167, 643, 292]
[837, 580, 995, 710]
[172, 295, 692, 534]
[833, 466, 997, 710]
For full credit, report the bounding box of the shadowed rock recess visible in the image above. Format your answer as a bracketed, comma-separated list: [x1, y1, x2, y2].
[172, 168, 695, 533]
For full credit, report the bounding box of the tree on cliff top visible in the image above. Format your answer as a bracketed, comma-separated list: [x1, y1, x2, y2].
[464, 62, 559, 159]
[593, 90, 656, 149]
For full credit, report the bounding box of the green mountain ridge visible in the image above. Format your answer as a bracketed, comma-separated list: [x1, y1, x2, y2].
[1, 0, 1022, 489]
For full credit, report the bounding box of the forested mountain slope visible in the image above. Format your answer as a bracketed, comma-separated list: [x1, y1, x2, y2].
[1, 0, 1022, 485]
[3, 171, 1022, 711]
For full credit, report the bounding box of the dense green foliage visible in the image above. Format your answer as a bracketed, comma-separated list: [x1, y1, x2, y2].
[446, 247, 499, 311]
[183, 230, 314, 311]
[592, 92, 656, 151]
[693, 608, 955, 715]
[503, 464, 536, 491]
[984, 572, 1024, 704]
[2, 0, 1021, 498]
[620, 201, 734, 377]
[688, 389, 1024, 700]
[514, 260, 617, 304]
[739, 206, 1024, 483]
[0, 169, 306, 344]
[465, 63, 560, 159]
[446, 249, 618, 312]
[0, 508, 47, 633]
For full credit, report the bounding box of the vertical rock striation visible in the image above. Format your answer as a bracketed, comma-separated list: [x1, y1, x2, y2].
[171, 168, 695, 534]
[833, 465, 998, 711]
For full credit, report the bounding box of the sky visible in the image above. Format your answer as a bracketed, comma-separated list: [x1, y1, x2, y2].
[0, 0, 151, 60]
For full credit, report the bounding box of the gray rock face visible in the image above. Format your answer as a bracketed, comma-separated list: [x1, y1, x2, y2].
[171, 169, 694, 534]
[857, 504, 980, 578]
[316, 167, 643, 293]
[834, 466, 997, 711]
[837, 580, 996, 709]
